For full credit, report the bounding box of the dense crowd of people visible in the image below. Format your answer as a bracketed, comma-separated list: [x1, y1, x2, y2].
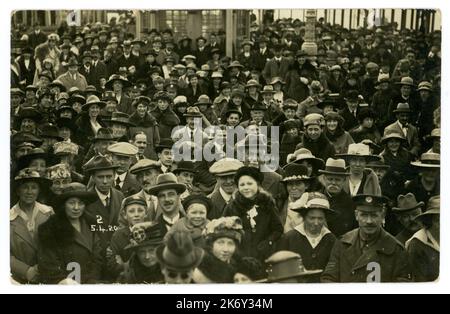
[10, 14, 441, 284]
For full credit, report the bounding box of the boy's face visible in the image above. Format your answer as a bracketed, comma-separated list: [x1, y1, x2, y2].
[125, 204, 147, 226]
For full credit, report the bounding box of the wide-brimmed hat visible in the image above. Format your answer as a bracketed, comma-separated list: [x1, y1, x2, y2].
[173, 161, 197, 175]
[153, 91, 172, 102]
[428, 128, 440, 140]
[83, 155, 119, 174]
[148, 173, 187, 196]
[411, 153, 440, 168]
[395, 76, 415, 87]
[15, 108, 43, 127]
[49, 80, 67, 92]
[68, 94, 86, 106]
[17, 147, 54, 170]
[291, 192, 336, 216]
[367, 160, 390, 170]
[245, 79, 261, 89]
[393, 103, 412, 114]
[54, 183, 96, 208]
[125, 222, 164, 251]
[40, 124, 63, 141]
[392, 193, 425, 213]
[319, 158, 350, 176]
[82, 95, 106, 112]
[291, 148, 325, 170]
[194, 95, 212, 107]
[282, 164, 312, 183]
[270, 77, 286, 85]
[227, 61, 244, 69]
[12, 132, 43, 148]
[105, 74, 132, 89]
[381, 129, 408, 145]
[258, 251, 323, 283]
[231, 88, 245, 99]
[184, 106, 203, 118]
[337, 143, 381, 163]
[104, 112, 136, 127]
[204, 216, 244, 244]
[250, 102, 268, 112]
[92, 128, 117, 142]
[414, 196, 440, 222]
[14, 168, 52, 189]
[156, 230, 204, 272]
[85, 85, 102, 97]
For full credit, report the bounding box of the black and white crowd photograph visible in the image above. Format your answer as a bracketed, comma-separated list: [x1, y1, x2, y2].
[6, 5, 446, 292]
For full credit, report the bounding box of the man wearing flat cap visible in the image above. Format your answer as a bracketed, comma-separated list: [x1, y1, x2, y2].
[107, 142, 140, 197]
[207, 158, 244, 220]
[322, 194, 411, 283]
[83, 155, 125, 263]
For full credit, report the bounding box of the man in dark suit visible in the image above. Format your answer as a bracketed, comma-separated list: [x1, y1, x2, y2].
[339, 90, 361, 131]
[83, 156, 125, 256]
[117, 40, 140, 70]
[194, 36, 210, 67]
[17, 47, 36, 87]
[263, 44, 291, 83]
[28, 23, 47, 49]
[208, 158, 244, 220]
[384, 103, 421, 157]
[89, 46, 108, 90]
[107, 142, 140, 197]
[254, 36, 274, 73]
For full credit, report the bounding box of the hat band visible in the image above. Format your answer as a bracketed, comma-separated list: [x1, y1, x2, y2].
[421, 159, 440, 165]
[324, 166, 347, 173]
[305, 198, 330, 209]
[284, 175, 311, 181]
[268, 258, 305, 281]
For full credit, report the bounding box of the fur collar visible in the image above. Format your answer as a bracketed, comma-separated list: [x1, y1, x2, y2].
[196, 251, 236, 283]
[129, 111, 157, 127]
[38, 214, 76, 249]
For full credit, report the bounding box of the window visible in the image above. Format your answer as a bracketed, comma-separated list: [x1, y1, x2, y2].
[165, 10, 188, 37]
[201, 10, 225, 36]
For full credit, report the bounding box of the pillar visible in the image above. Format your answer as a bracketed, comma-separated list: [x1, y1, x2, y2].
[301, 9, 317, 56]
[186, 10, 202, 45]
[134, 10, 142, 38]
[45, 10, 51, 26]
[225, 10, 234, 58]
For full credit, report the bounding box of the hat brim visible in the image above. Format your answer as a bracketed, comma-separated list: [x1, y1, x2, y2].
[392, 202, 425, 213]
[395, 82, 415, 87]
[148, 183, 187, 196]
[414, 209, 440, 221]
[410, 162, 440, 168]
[155, 244, 204, 271]
[183, 113, 203, 118]
[14, 177, 52, 189]
[292, 206, 336, 216]
[125, 239, 163, 251]
[336, 154, 381, 163]
[292, 157, 325, 170]
[82, 101, 107, 111]
[257, 269, 323, 283]
[381, 136, 408, 144]
[282, 176, 313, 183]
[318, 170, 351, 176]
[55, 191, 97, 207]
[105, 79, 132, 90]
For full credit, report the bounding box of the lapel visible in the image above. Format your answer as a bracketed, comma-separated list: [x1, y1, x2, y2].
[73, 220, 94, 253]
[11, 218, 35, 248]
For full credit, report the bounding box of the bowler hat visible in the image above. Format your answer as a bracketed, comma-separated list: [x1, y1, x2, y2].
[173, 161, 197, 175]
[156, 138, 175, 153]
[395, 76, 415, 87]
[393, 103, 412, 114]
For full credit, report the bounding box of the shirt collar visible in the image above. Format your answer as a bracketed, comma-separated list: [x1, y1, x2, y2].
[95, 187, 111, 201]
[219, 188, 233, 203]
[294, 222, 331, 241]
[163, 213, 180, 225]
[116, 172, 127, 181]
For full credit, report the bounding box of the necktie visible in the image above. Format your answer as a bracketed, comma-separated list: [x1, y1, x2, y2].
[105, 197, 110, 207]
[115, 177, 122, 190]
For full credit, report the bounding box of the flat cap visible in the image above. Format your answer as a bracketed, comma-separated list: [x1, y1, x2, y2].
[209, 158, 244, 177]
[107, 142, 139, 157]
[129, 159, 162, 175]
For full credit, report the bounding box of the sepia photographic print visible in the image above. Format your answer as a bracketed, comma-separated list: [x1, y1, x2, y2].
[9, 7, 441, 287]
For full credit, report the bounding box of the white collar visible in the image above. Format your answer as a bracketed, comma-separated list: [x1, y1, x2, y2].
[294, 222, 331, 249]
[219, 187, 233, 203]
[116, 172, 127, 181]
[397, 120, 408, 128]
[10, 202, 52, 222]
[95, 187, 111, 201]
[406, 228, 440, 252]
[275, 57, 282, 62]
[163, 213, 180, 225]
[161, 164, 169, 173]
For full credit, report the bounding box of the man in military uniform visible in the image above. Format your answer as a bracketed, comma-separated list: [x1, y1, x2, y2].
[321, 195, 411, 283]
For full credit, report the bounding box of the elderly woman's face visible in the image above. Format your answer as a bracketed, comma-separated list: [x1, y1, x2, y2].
[18, 181, 40, 204]
[186, 204, 207, 227]
[137, 246, 158, 268]
[64, 197, 85, 220]
[287, 181, 307, 200]
[349, 156, 367, 175]
[50, 177, 71, 195]
[157, 99, 169, 111]
[238, 175, 258, 199]
[212, 237, 236, 263]
[20, 118, 36, 133]
[304, 209, 326, 235]
[136, 103, 147, 117]
[113, 81, 123, 92]
[29, 158, 47, 177]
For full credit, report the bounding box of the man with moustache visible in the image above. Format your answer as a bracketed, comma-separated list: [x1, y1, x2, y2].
[148, 173, 187, 236]
[322, 195, 411, 283]
[319, 158, 357, 237]
[393, 194, 424, 245]
[207, 158, 244, 220]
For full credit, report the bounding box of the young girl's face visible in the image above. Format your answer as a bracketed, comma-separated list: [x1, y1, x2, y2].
[186, 204, 207, 227]
[284, 108, 296, 120]
[125, 204, 147, 226]
[238, 175, 258, 199]
[287, 128, 299, 137]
